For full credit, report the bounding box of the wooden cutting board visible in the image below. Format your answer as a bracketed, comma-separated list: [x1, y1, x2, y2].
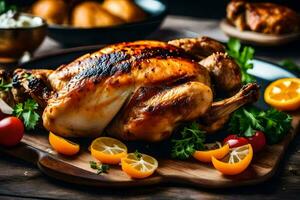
[1, 111, 299, 188]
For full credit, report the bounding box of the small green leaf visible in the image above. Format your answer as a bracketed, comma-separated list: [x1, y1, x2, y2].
[12, 99, 40, 130]
[89, 161, 110, 175]
[229, 106, 292, 144]
[134, 150, 142, 160]
[89, 161, 98, 169]
[228, 38, 241, 57]
[0, 79, 12, 92]
[171, 122, 205, 159]
[279, 59, 300, 74]
[226, 38, 256, 84]
[244, 126, 254, 137]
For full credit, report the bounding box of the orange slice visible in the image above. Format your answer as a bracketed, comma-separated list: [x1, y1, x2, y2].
[121, 153, 158, 179]
[91, 137, 127, 164]
[212, 144, 253, 175]
[49, 132, 80, 156]
[264, 78, 300, 111]
[193, 142, 230, 163]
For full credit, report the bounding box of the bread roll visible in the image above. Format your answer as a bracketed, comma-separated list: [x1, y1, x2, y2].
[32, 0, 68, 25]
[71, 1, 125, 28]
[103, 0, 146, 23]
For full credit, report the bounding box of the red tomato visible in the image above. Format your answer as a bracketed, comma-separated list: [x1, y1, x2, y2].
[247, 131, 266, 153]
[0, 117, 24, 147]
[223, 134, 249, 148]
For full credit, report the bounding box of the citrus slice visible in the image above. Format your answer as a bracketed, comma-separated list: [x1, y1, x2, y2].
[49, 132, 80, 156]
[212, 144, 253, 175]
[193, 142, 229, 163]
[264, 78, 300, 111]
[91, 137, 127, 164]
[121, 153, 158, 179]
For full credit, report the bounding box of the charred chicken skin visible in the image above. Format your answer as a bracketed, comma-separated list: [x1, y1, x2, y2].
[3, 37, 259, 142]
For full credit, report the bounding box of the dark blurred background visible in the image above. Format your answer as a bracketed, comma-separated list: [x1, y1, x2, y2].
[8, 0, 300, 19]
[167, 0, 299, 19]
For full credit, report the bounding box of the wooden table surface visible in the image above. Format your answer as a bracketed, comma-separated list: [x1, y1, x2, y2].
[1, 16, 300, 200]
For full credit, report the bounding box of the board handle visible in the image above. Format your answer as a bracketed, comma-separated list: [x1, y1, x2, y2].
[0, 143, 41, 164]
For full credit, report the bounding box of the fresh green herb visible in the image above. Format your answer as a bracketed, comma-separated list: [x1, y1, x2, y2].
[227, 38, 256, 84]
[279, 59, 300, 74]
[23, 73, 34, 80]
[89, 161, 98, 169]
[229, 106, 292, 144]
[13, 99, 40, 130]
[0, 0, 17, 14]
[89, 161, 110, 175]
[171, 122, 206, 160]
[0, 79, 12, 91]
[134, 150, 142, 160]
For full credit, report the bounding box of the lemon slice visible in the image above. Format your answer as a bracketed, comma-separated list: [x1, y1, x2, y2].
[121, 153, 158, 179]
[49, 132, 80, 156]
[264, 78, 300, 111]
[212, 144, 253, 175]
[90, 137, 127, 164]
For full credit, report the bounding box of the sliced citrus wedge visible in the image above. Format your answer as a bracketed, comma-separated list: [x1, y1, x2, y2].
[49, 132, 80, 156]
[193, 142, 229, 163]
[121, 153, 158, 179]
[264, 78, 300, 111]
[212, 144, 253, 175]
[91, 137, 127, 164]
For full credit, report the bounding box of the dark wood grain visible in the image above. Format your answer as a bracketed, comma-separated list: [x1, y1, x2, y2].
[0, 111, 298, 190]
[0, 135, 300, 200]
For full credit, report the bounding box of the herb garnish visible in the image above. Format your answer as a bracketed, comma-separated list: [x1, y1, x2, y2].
[0, 0, 17, 14]
[279, 59, 300, 74]
[134, 150, 142, 160]
[13, 99, 40, 130]
[0, 79, 12, 91]
[171, 122, 206, 160]
[229, 106, 292, 144]
[23, 73, 34, 80]
[227, 38, 256, 84]
[89, 161, 110, 174]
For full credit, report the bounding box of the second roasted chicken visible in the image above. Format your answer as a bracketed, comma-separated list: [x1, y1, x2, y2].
[6, 37, 259, 142]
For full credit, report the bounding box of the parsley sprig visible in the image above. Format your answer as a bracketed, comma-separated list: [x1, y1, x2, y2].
[134, 150, 142, 160]
[229, 106, 292, 144]
[13, 99, 40, 130]
[227, 38, 256, 84]
[279, 59, 300, 74]
[89, 161, 110, 175]
[0, 79, 12, 92]
[0, 0, 17, 14]
[171, 122, 206, 160]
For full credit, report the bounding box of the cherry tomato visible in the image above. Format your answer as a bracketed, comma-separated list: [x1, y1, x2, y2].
[223, 134, 249, 148]
[247, 131, 266, 153]
[0, 117, 24, 147]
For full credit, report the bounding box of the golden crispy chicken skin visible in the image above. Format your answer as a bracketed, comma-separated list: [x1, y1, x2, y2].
[42, 41, 212, 138]
[108, 82, 213, 142]
[168, 37, 226, 60]
[7, 38, 259, 142]
[199, 52, 241, 94]
[169, 37, 241, 95]
[227, 1, 300, 34]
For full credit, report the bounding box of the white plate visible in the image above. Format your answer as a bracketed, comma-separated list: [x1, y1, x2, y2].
[220, 19, 300, 46]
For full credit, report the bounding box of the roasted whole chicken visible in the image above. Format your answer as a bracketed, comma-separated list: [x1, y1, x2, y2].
[1, 37, 259, 142]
